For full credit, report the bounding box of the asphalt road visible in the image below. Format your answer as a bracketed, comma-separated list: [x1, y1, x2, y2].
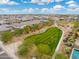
[0, 47, 12, 59]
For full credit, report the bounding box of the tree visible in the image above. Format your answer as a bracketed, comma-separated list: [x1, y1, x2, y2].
[42, 20, 53, 27]
[69, 37, 75, 43]
[65, 47, 71, 55]
[14, 29, 23, 36]
[55, 53, 68, 59]
[18, 45, 28, 56]
[31, 24, 39, 32]
[38, 23, 44, 29]
[23, 26, 31, 33]
[1, 31, 13, 43]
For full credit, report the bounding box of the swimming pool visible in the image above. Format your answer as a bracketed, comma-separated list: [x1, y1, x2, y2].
[72, 48, 79, 59]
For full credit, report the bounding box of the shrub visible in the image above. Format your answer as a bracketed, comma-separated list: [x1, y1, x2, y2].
[1, 31, 13, 43]
[14, 29, 23, 36]
[31, 24, 39, 32]
[55, 53, 67, 59]
[23, 26, 31, 33]
[18, 45, 28, 56]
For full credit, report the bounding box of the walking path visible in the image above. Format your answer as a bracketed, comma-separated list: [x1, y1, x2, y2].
[4, 26, 53, 59]
[52, 22, 64, 59]
[1, 22, 71, 59]
[0, 41, 16, 59]
[52, 21, 73, 59]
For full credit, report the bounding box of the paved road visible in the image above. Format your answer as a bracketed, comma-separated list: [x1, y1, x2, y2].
[0, 42, 13, 59]
[0, 41, 20, 59]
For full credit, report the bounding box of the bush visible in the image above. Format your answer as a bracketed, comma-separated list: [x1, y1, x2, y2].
[1, 31, 13, 43]
[23, 26, 31, 33]
[31, 24, 39, 32]
[18, 45, 28, 56]
[55, 53, 67, 59]
[14, 29, 23, 36]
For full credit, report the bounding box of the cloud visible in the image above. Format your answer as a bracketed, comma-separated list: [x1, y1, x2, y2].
[41, 0, 54, 2]
[0, 8, 9, 12]
[0, 0, 19, 5]
[55, 0, 63, 2]
[0, 8, 34, 14]
[37, 3, 45, 5]
[66, 0, 76, 5]
[36, 8, 54, 14]
[23, 1, 28, 3]
[28, 8, 34, 13]
[31, 0, 40, 3]
[66, 0, 78, 7]
[53, 5, 65, 10]
[23, 0, 63, 5]
[7, 1, 19, 5]
[66, 0, 79, 11]
[0, 0, 8, 4]
[41, 8, 54, 13]
[41, 8, 49, 12]
[31, 0, 54, 3]
[22, 8, 34, 13]
[31, 0, 63, 3]
[67, 7, 79, 12]
[68, 4, 78, 8]
[21, 8, 54, 14]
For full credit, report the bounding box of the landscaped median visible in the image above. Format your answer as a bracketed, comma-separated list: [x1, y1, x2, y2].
[18, 27, 62, 59]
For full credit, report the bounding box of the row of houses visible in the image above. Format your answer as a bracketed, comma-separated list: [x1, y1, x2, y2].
[54, 15, 79, 21]
[0, 14, 49, 31]
[0, 14, 79, 31]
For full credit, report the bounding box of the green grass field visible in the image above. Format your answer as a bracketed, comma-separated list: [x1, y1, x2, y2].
[18, 27, 62, 58]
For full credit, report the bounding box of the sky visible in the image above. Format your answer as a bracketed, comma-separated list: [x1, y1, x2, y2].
[0, 0, 79, 14]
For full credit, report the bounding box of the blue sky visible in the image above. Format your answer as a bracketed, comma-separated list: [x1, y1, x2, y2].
[0, 0, 79, 14]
